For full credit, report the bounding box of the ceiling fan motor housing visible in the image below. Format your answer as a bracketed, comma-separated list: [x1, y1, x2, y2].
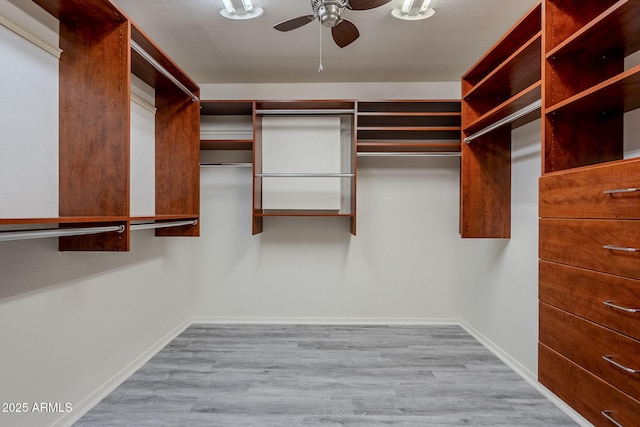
[312, 0, 348, 27]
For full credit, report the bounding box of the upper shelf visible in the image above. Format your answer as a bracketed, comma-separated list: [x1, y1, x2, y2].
[546, 0, 640, 61]
[356, 101, 461, 152]
[545, 64, 640, 117]
[463, 33, 541, 105]
[462, 2, 541, 87]
[462, 2, 541, 140]
[130, 23, 199, 101]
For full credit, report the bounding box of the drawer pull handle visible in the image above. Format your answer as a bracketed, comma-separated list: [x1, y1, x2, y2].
[603, 300, 640, 313]
[604, 187, 639, 194]
[603, 245, 639, 252]
[602, 355, 640, 374]
[601, 410, 625, 427]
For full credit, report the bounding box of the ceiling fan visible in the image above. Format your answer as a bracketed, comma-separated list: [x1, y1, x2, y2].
[274, 0, 392, 48]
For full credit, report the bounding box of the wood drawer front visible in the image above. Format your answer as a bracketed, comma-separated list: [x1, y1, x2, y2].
[539, 218, 640, 280]
[540, 343, 640, 427]
[539, 261, 640, 341]
[540, 159, 640, 219]
[540, 302, 640, 400]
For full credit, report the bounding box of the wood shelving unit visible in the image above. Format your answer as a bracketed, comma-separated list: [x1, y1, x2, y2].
[542, 0, 640, 173]
[6, 0, 201, 249]
[460, 1, 541, 238]
[200, 101, 254, 151]
[131, 23, 201, 238]
[253, 100, 357, 235]
[356, 101, 461, 153]
[539, 1, 640, 426]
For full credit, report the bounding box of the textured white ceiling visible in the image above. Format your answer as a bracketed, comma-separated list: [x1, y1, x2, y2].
[112, 0, 539, 84]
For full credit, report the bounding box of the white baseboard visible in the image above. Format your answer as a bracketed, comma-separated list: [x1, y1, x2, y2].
[52, 319, 192, 427]
[190, 316, 461, 325]
[460, 320, 592, 427]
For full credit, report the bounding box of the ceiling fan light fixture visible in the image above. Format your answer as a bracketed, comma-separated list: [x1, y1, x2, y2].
[392, 0, 435, 21]
[220, 0, 263, 20]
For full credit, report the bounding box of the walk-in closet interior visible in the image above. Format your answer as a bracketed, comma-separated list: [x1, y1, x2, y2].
[1, 0, 639, 425]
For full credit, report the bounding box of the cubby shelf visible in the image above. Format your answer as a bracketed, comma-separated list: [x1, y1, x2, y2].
[542, 0, 640, 174]
[463, 32, 541, 122]
[356, 100, 461, 153]
[546, 64, 640, 117]
[546, 0, 640, 61]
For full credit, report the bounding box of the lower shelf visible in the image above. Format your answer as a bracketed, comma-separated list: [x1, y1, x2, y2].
[255, 209, 352, 217]
[357, 141, 461, 153]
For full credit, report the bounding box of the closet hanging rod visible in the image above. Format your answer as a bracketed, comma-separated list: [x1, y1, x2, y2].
[0, 224, 125, 242]
[255, 109, 355, 115]
[255, 173, 355, 178]
[464, 99, 541, 143]
[130, 40, 198, 103]
[130, 219, 197, 231]
[357, 152, 461, 157]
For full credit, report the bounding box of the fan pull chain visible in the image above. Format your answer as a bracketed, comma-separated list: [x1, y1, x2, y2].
[318, 23, 323, 72]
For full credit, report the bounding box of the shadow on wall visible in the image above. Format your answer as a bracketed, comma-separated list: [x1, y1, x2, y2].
[0, 231, 172, 302]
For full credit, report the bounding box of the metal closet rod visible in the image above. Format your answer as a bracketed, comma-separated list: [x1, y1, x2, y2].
[0, 224, 125, 242]
[464, 99, 542, 143]
[130, 219, 197, 231]
[255, 109, 355, 115]
[130, 40, 199, 103]
[357, 152, 461, 157]
[255, 173, 355, 178]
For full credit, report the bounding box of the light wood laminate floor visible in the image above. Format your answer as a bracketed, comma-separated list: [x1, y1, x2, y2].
[75, 325, 577, 426]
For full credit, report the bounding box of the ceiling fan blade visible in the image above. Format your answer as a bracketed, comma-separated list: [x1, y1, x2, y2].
[348, 0, 392, 10]
[274, 15, 316, 32]
[332, 20, 360, 48]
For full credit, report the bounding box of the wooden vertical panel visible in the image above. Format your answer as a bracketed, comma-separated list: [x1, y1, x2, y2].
[350, 112, 357, 236]
[544, 0, 618, 52]
[57, 13, 130, 251]
[154, 81, 200, 237]
[252, 105, 263, 235]
[460, 127, 511, 238]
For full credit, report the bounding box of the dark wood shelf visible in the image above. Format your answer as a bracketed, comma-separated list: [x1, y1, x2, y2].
[130, 214, 198, 222]
[546, 0, 640, 61]
[464, 81, 541, 136]
[545, 0, 623, 52]
[357, 142, 460, 153]
[545, 64, 640, 117]
[463, 33, 541, 122]
[460, 1, 541, 239]
[356, 100, 461, 151]
[130, 24, 199, 96]
[462, 2, 541, 86]
[357, 100, 461, 113]
[200, 100, 253, 115]
[0, 216, 128, 226]
[200, 139, 253, 150]
[256, 210, 352, 217]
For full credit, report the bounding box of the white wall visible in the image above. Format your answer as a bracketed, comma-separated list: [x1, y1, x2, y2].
[194, 82, 463, 323]
[0, 234, 194, 427]
[196, 83, 547, 381]
[459, 120, 541, 378]
[0, 4, 195, 426]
